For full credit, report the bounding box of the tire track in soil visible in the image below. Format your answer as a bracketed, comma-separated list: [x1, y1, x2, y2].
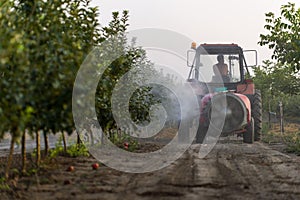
[210, 142, 300, 200]
[122, 142, 300, 200]
[2, 140, 300, 200]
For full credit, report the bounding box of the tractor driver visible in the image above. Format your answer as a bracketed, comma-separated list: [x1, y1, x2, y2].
[213, 54, 228, 76]
[212, 54, 229, 82]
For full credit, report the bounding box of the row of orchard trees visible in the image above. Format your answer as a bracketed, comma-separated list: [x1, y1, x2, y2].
[0, 0, 157, 178]
[255, 2, 300, 119]
[0, 0, 102, 178]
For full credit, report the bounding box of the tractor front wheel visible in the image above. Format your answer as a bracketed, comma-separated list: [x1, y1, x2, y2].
[178, 119, 190, 143]
[243, 117, 254, 144]
[195, 125, 208, 144]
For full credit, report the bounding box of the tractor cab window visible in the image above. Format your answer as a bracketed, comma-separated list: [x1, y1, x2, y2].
[193, 53, 241, 83]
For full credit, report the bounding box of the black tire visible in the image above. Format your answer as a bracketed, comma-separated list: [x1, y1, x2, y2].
[252, 90, 262, 141]
[178, 118, 190, 144]
[243, 117, 254, 144]
[195, 125, 208, 144]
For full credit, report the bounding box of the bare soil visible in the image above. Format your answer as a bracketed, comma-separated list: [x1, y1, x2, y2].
[1, 137, 300, 200]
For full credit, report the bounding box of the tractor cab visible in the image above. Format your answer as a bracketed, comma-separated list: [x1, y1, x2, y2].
[187, 43, 257, 93]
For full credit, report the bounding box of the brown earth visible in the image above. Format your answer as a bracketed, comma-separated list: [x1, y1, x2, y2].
[1, 136, 300, 200]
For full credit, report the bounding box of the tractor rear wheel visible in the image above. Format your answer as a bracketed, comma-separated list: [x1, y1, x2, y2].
[252, 90, 262, 141]
[243, 117, 254, 143]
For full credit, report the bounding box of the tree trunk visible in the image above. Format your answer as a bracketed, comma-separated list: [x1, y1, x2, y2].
[62, 132, 67, 154]
[5, 136, 15, 179]
[77, 131, 82, 145]
[279, 101, 284, 134]
[43, 131, 49, 157]
[21, 132, 26, 174]
[36, 131, 41, 167]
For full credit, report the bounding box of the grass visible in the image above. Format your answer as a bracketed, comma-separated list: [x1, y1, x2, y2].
[0, 177, 11, 191]
[285, 132, 300, 155]
[262, 122, 300, 155]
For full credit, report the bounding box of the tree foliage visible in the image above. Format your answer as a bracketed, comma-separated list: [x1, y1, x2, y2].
[0, 0, 102, 137]
[253, 61, 300, 118]
[259, 2, 300, 72]
[253, 61, 300, 97]
[94, 11, 162, 132]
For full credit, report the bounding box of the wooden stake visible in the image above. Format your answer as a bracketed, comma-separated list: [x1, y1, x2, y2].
[21, 132, 26, 174]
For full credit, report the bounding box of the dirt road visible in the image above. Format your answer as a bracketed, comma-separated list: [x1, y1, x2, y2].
[2, 139, 300, 200]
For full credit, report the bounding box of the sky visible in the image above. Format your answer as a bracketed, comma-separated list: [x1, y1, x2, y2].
[90, 0, 298, 73]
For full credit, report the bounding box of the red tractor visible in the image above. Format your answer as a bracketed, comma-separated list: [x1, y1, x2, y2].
[186, 43, 262, 144]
